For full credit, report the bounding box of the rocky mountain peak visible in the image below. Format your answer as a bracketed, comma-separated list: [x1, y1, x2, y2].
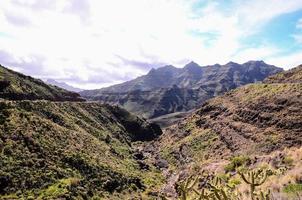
[183, 61, 201, 71]
[147, 65, 177, 75]
[226, 61, 239, 66]
[245, 60, 265, 64]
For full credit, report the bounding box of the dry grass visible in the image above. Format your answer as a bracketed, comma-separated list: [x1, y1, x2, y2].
[234, 147, 302, 200]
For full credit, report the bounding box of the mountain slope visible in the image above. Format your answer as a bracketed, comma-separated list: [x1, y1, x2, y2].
[155, 64, 301, 168]
[0, 100, 162, 199]
[0, 65, 84, 101]
[133, 64, 301, 198]
[264, 64, 302, 84]
[80, 61, 283, 120]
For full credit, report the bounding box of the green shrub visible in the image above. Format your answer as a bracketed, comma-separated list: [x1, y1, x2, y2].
[282, 156, 294, 167]
[228, 178, 241, 187]
[283, 183, 302, 194]
[224, 156, 250, 172]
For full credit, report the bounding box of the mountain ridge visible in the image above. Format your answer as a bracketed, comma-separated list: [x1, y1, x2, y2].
[80, 60, 283, 121]
[0, 64, 85, 102]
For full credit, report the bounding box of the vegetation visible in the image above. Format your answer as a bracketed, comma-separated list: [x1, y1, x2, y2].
[168, 168, 271, 200]
[0, 100, 162, 199]
[160, 146, 302, 200]
[238, 169, 268, 200]
[283, 184, 302, 194]
[224, 156, 250, 172]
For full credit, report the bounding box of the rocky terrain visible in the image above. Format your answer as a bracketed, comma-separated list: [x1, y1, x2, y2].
[0, 65, 84, 101]
[141, 65, 302, 198]
[80, 61, 283, 122]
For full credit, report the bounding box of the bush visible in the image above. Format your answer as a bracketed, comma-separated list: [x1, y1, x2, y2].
[228, 178, 241, 187]
[283, 183, 302, 194]
[282, 156, 294, 167]
[224, 156, 250, 172]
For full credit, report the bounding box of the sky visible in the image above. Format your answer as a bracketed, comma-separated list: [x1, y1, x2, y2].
[0, 0, 302, 89]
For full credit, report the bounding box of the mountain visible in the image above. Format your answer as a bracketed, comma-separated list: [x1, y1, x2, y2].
[46, 79, 83, 93]
[80, 61, 283, 122]
[143, 65, 302, 196]
[0, 64, 84, 101]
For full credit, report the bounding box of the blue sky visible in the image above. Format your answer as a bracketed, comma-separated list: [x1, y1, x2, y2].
[0, 0, 302, 89]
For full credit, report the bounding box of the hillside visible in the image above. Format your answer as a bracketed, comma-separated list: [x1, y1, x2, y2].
[0, 65, 84, 101]
[156, 64, 301, 163]
[80, 61, 283, 120]
[140, 65, 302, 197]
[0, 100, 163, 199]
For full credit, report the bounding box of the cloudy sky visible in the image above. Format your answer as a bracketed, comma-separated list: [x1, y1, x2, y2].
[0, 0, 302, 89]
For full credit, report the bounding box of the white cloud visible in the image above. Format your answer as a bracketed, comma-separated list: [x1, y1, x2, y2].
[232, 46, 280, 64]
[292, 18, 302, 44]
[297, 18, 302, 29]
[0, 0, 302, 88]
[292, 34, 302, 44]
[267, 51, 302, 69]
[235, 0, 302, 33]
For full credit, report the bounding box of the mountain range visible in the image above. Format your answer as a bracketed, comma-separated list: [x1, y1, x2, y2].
[46, 79, 83, 93]
[80, 61, 283, 125]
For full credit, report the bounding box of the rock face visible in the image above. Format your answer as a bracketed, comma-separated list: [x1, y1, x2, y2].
[157, 65, 302, 167]
[0, 64, 85, 101]
[80, 61, 283, 120]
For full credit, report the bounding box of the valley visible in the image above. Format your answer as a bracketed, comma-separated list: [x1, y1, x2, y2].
[0, 64, 301, 199]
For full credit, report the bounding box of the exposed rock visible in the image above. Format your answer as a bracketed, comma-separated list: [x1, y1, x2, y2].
[155, 158, 169, 169]
[137, 160, 150, 171]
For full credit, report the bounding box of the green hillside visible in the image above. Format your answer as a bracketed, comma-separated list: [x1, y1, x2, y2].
[0, 65, 84, 101]
[0, 101, 162, 199]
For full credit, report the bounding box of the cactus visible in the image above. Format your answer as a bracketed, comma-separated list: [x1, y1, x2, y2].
[171, 168, 271, 200]
[193, 188, 211, 200]
[177, 175, 199, 200]
[238, 169, 268, 200]
[256, 190, 271, 200]
[208, 177, 239, 200]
